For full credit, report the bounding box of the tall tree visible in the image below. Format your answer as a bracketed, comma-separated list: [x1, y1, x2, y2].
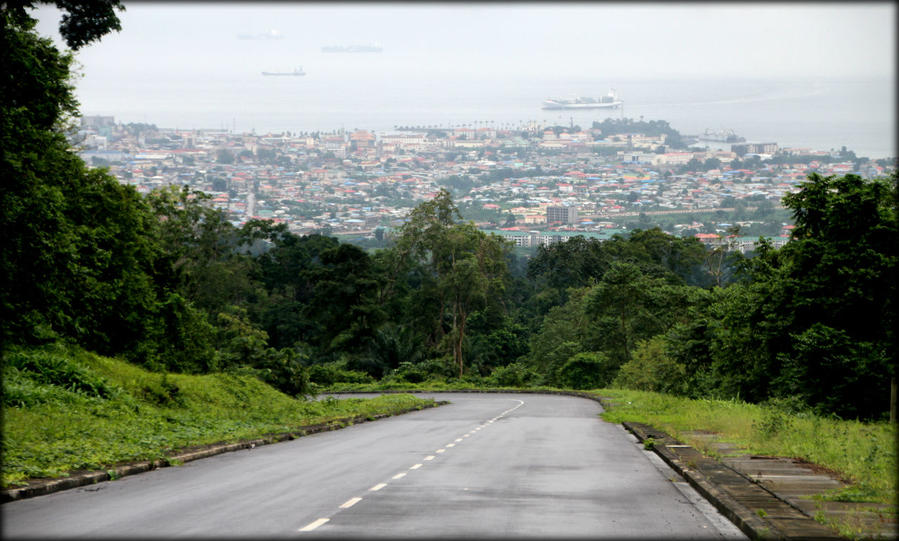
[1, 2, 156, 352]
[392, 190, 510, 377]
[775, 173, 897, 418]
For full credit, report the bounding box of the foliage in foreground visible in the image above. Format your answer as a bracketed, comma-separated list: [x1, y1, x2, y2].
[597, 388, 897, 506]
[1, 344, 433, 487]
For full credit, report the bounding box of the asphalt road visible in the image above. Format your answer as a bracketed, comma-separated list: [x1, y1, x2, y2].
[2, 393, 746, 538]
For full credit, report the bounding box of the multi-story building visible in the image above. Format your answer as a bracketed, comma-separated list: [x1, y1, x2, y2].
[546, 205, 578, 224]
[731, 142, 779, 156]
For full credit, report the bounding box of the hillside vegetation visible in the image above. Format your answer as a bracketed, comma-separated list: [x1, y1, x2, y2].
[1, 344, 432, 488]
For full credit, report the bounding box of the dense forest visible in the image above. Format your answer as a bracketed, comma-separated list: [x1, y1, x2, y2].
[2, 2, 896, 421]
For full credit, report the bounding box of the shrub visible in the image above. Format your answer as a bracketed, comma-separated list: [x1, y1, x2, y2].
[388, 359, 453, 383]
[255, 348, 311, 397]
[486, 362, 539, 387]
[558, 352, 615, 390]
[613, 336, 687, 394]
[308, 362, 375, 386]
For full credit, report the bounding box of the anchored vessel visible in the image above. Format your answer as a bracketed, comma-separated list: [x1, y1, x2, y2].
[261, 67, 306, 76]
[698, 128, 745, 143]
[542, 89, 622, 110]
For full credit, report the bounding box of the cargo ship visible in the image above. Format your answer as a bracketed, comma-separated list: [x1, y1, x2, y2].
[697, 128, 745, 143]
[261, 67, 305, 76]
[321, 43, 383, 53]
[542, 89, 622, 110]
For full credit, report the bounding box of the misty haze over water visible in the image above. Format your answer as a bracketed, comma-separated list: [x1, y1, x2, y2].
[76, 73, 895, 159]
[37, 3, 896, 159]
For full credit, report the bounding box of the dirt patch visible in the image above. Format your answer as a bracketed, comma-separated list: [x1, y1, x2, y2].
[790, 457, 852, 485]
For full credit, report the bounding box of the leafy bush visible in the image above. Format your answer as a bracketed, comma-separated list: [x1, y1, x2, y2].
[254, 348, 311, 397]
[387, 359, 454, 383]
[558, 352, 615, 390]
[308, 362, 375, 386]
[613, 336, 687, 394]
[486, 362, 539, 387]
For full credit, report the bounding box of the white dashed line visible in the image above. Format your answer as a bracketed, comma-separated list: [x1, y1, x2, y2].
[300, 399, 527, 535]
[299, 518, 329, 532]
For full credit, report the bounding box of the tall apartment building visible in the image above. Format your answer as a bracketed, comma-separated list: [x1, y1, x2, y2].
[546, 206, 578, 224]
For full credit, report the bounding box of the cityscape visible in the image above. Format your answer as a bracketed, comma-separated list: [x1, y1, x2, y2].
[77, 114, 894, 253]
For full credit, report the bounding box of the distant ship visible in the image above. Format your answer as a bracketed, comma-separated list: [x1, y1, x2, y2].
[698, 128, 745, 143]
[261, 67, 306, 76]
[321, 43, 383, 53]
[542, 89, 622, 110]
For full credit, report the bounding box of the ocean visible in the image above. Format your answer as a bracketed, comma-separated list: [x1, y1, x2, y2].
[75, 70, 896, 159]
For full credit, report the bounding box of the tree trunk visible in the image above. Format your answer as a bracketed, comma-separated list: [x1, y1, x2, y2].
[455, 312, 466, 379]
[891, 376, 897, 424]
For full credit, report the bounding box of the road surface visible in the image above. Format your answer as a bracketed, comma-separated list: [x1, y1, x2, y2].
[2, 393, 745, 538]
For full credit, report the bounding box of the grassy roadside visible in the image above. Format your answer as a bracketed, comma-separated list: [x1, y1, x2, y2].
[1, 345, 434, 488]
[595, 388, 897, 507]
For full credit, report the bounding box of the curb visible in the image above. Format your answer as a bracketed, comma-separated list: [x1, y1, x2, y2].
[622, 421, 778, 540]
[1, 400, 446, 504]
[621, 421, 842, 541]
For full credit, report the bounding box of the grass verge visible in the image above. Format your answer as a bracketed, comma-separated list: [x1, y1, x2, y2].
[1, 344, 434, 488]
[595, 388, 897, 507]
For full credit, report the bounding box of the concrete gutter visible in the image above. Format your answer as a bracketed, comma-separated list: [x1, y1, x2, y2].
[1, 400, 446, 504]
[620, 420, 842, 541]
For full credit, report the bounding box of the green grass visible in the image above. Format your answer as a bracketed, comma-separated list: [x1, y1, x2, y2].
[595, 388, 897, 506]
[1, 344, 434, 488]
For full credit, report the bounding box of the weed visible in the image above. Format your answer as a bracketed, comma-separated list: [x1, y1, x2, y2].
[643, 437, 655, 450]
[815, 508, 872, 540]
[753, 405, 794, 439]
[815, 486, 882, 503]
[756, 509, 768, 518]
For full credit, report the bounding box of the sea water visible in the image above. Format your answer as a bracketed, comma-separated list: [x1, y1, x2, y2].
[75, 69, 895, 159]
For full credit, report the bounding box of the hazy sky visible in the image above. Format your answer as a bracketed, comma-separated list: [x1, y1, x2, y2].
[35, 2, 896, 81]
